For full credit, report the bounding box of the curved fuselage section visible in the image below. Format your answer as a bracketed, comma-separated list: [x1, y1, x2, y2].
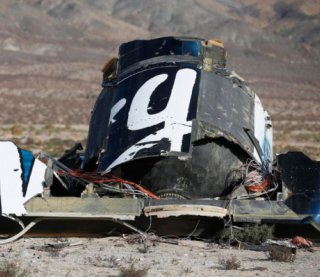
[84, 37, 272, 198]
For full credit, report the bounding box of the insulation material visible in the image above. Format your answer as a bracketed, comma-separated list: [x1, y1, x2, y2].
[0, 141, 46, 215]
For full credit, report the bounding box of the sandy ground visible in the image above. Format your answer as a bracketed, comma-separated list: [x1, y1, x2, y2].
[0, 236, 319, 277]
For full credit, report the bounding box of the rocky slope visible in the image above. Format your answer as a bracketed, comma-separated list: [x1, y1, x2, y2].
[0, 0, 319, 157]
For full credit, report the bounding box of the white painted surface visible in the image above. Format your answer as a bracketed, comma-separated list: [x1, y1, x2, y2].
[127, 74, 169, 130]
[24, 159, 46, 201]
[108, 98, 126, 125]
[0, 142, 46, 215]
[253, 94, 273, 168]
[105, 68, 197, 172]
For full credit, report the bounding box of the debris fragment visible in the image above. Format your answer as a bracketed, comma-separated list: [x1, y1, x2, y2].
[83, 36, 273, 199]
[0, 141, 46, 215]
[291, 236, 312, 248]
[177, 240, 210, 249]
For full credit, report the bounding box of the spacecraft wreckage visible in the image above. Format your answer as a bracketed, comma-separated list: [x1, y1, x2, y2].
[1, 37, 320, 242]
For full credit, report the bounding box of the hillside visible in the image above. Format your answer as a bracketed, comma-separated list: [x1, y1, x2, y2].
[0, 0, 319, 157]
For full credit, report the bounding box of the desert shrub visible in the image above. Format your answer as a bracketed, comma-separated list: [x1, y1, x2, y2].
[267, 246, 296, 262]
[118, 263, 149, 277]
[215, 224, 274, 244]
[240, 224, 274, 244]
[0, 262, 28, 277]
[219, 255, 241, 270]
[11, 124, 23, 136]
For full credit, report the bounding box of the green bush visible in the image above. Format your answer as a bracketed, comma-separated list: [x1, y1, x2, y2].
[215, 224, 274, 244]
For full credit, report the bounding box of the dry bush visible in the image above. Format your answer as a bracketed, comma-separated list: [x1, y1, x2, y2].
[0, 262, 28, 277]
[219, 255, 241, 270]
[10, 124, 23, 136]
[118, 263, 149, 277]
[267, 246, 296, 262]
[124, 233, 159, 254]
[240, 224, 274, 244]
[124, 234, 145, 245]
[215, 224, 274, 245]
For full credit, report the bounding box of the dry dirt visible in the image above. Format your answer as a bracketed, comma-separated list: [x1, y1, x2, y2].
[0, 124, 88, 157]
[0, 236, 319, 277]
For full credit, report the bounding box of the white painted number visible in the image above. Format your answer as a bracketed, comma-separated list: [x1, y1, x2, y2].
[105, 68, 197, 172]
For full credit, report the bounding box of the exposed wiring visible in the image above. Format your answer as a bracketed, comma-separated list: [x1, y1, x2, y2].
[144, 198, 153, 233]
[228, 159, 278, 200]
[58, 170, 159, 200]
[41, 152, 159, 199]
[1, 214, 25, 230]
[186, 219, 200, 239]
[0, 218, 46, 245]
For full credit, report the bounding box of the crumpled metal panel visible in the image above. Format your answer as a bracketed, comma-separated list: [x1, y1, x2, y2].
[278, 152, 320, 222]
[196, 69, 255, 156]
[97, 65, 201, 173]
[84, 87, 115, 169]
[83, 36, 273, 198]
[231, 200, 302, 223]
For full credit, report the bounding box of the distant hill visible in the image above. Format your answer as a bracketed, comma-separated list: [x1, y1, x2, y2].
[0, 0, 319, 156]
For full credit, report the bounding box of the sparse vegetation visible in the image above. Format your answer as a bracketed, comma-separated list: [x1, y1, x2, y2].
[267, 246, 296, 262]
[274, 127, 320, 160]
[10, 124, 23, 136]
[1, 124, 88, 158]
[218, 255, 241, 270]
[124, 233, 159, 254]
[43, 137, 76, 157]
[0, 262, 28, 277]
[118, 263, 149, 277]
[215, 224, 274, 245]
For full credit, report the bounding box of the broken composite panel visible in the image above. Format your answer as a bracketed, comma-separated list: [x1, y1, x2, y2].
[84, 37, 273, 198]
[0, 37, 318, 240]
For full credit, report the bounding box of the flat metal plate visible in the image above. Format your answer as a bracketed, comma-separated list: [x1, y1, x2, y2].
[24, 197, 143, 220]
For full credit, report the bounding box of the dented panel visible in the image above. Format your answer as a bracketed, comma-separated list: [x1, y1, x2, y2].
[196, 69, 254, 155]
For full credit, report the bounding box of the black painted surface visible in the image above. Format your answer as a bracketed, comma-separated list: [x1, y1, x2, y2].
[83, 87, 115, 170]
[83, 37, 260, 198]
[97, 65, 200, 172]
[278, 152, 320, 217]
[118, 37, 202, 71]
[197, 70, 255, 156]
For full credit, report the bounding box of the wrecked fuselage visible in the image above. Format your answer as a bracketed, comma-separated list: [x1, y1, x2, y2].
[83, 37, 273, 199]
[1, 37, 319, 241]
